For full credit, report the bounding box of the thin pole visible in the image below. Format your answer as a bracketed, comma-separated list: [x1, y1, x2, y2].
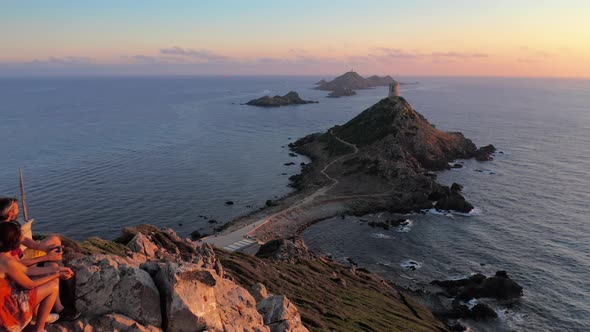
[19, 168, 29, 221]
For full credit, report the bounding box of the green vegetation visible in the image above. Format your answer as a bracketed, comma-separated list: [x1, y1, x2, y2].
[333, 97, 412, 147]
[317, 132, 355, 156]
[217, 250, 448, 332]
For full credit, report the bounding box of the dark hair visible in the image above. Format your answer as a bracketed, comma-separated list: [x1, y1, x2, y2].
[0, 197, 18, 221]
[0, 222, 22, 252]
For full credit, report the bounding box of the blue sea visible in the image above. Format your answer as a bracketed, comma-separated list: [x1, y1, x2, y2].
[1, 76, 589, 331]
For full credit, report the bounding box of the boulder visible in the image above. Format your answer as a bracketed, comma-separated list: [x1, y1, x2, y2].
[470, 303, 498, 320]
[249, 283, 269, 302]
[257, 295, 309, 332]
[474, 144, 496, 161]
[127, 233, 158, 259]
[435, 191, 473, 213]
[154, 263, 268, 332]
[73, 255, 162, 327]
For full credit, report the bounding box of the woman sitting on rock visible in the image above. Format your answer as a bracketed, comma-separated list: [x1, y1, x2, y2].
[0, 222, 73, 332]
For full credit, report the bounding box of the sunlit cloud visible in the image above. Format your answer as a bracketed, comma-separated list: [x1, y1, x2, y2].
[159, 46, 230, 62]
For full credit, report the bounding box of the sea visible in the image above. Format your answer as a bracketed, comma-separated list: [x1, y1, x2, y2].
[0, 76, 588, 331]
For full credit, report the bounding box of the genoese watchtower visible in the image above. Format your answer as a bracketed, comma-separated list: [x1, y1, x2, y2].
[388, 81, 400, 99]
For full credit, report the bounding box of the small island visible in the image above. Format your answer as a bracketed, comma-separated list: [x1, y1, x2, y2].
[246, 91, 318, 107]
[327, 87, 357, 98]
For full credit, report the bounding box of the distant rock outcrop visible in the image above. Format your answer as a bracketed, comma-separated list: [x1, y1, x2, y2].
[314, 71, 397, 92]
[327, 88, 357, 98]
[246, 91, 318, 107]
[314, 79, 328, 85]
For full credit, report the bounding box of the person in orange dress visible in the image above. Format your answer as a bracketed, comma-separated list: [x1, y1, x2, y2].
[0, 222, 73, 332]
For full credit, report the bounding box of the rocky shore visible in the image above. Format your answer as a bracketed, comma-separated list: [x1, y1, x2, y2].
[47, 225, 449, 332]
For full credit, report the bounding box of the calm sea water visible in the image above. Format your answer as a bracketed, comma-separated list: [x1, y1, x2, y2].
[1, 76, 588, 331]
[304, 78, 590, 331]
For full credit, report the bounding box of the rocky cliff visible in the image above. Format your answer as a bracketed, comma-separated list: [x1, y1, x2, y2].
[48, 225, 449, 332]
[289, 97, 495, 213]
[49, 225, 309, 332]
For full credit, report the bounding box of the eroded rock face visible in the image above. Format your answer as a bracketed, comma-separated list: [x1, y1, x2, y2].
[73, 254, 162, 327]
[54, 226, 303, 332]
[257, 295, 308, 332]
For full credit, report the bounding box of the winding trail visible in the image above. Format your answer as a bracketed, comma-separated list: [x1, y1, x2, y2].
[202, 132, 360, 252]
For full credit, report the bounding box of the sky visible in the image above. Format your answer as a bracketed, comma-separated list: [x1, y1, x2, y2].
[1, 0, 589, 77]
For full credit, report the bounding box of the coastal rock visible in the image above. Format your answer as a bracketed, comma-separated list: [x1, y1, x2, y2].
[434, 191, 474, 213]
[432, 271, 523, 301]
[72, 255, 162, 327]
[450, 183, 464, 192]
[474, 144, 496, 161]
[246, 91, 318, 107]
[314, 79, 327, 85]
[257, 295, 309, 332]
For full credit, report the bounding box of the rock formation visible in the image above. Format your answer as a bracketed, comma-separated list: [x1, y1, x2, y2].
[246, 92, 318, 107]
[314, 71, 397, 92]
[327, 88, 357, 98]
[432, 271, 524, 301]
[48, 225, 308, 332]
[289, 96, 494, 213]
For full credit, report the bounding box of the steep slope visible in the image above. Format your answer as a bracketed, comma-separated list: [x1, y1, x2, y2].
[289, 96, 494, 213]
[332, 96, 478, 170]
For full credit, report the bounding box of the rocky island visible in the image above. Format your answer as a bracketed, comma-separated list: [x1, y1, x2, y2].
[315, 71, 397, 91]
[246, 91, 318, 107]
[327, 87, 357, 98]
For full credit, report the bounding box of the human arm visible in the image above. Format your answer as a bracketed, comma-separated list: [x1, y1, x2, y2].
[5, 259, 60, 289]
[21, 237, 59, 253]
[25, 264, 59, 277]
[18, 249, 62, 267]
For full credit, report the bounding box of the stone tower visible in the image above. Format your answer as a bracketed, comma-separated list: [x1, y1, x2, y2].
[388, 81, 400, 99]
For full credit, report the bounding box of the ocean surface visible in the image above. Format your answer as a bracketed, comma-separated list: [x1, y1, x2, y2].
[1, 76, 588, 331]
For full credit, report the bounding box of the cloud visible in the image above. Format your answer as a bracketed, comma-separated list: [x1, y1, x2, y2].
[370, 48, 488, 61]
[32, 56, 93, 65]
[159, 46, 229, 61]
[430, 52, 488, 58]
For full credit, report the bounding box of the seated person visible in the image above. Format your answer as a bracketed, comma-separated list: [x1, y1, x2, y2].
[0, 197, 79, 321]
[0, 197, 62, 266]
[0, 221, 74, 332]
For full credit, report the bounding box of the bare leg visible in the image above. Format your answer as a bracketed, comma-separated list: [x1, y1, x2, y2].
[38, 235, 65, 313]
[31, 278, 59, 332]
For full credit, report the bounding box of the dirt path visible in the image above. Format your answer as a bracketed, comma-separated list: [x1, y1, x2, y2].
[202, 133, 365, 251]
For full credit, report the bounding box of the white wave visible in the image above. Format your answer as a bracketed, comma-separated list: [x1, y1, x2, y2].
[427, 207, 481, 217]
[473, 168, 496, 175]
[401, 259, 422, 270]
[396, 219, 413, 232]
[467, 298, 478, 309]
[371, 233, 393, 239]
